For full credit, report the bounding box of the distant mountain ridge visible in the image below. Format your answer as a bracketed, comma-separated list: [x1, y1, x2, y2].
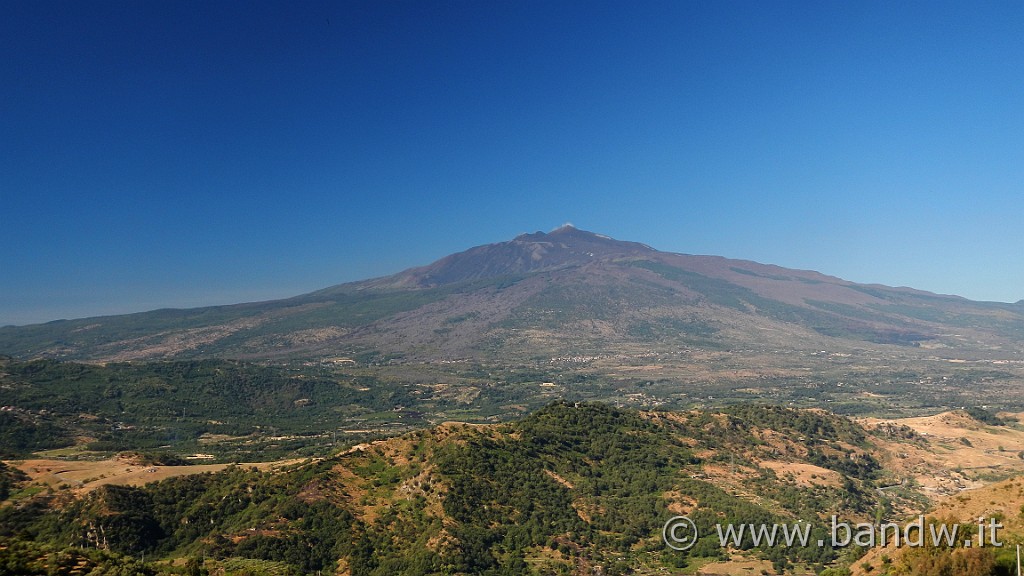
[2, 225, 1023, 362]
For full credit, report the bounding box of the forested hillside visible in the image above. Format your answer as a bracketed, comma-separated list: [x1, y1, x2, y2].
[2, 402, 954, 575]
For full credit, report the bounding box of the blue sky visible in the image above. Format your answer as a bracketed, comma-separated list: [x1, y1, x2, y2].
[2, 1, 1022, 326]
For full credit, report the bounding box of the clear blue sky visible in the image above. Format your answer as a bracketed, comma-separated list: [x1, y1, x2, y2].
[3, 1, 1022, 326]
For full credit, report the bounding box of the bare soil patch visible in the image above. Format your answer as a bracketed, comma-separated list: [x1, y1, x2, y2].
[7, 457, 305, 494]
[759, 460, 842, 487]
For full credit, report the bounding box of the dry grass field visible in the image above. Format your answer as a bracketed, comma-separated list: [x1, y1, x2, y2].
[5, 454, 307, 494]
[861, 411, 1024, 494]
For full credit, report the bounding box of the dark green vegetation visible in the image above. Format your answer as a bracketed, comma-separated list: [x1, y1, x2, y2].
[0, 356, 457, 461]
[4, 465, 356, 572]
[1, 403, 907, 575]
[0, 461, 28, 501]
[3, 354, 1022, 463]
[0, 538, 156, 576]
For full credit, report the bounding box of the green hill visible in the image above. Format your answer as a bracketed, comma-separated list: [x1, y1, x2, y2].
[2, 402, 914, 575]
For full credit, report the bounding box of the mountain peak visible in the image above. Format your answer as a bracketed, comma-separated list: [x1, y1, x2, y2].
[513, 225, 641, 246]
[387, 227, 654, 288]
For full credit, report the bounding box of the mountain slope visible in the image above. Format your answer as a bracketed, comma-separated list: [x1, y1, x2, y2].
[2, 226, 1023, 362]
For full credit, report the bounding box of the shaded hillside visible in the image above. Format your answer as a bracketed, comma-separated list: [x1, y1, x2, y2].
[0, 357, 454, 461]
[2, 226, 1023, 363]
[2, 403, 903, 575]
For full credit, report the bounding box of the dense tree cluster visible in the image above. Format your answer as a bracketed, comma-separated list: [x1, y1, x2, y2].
[0, 461, 29, 500]
[0, 358, 429, 458]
